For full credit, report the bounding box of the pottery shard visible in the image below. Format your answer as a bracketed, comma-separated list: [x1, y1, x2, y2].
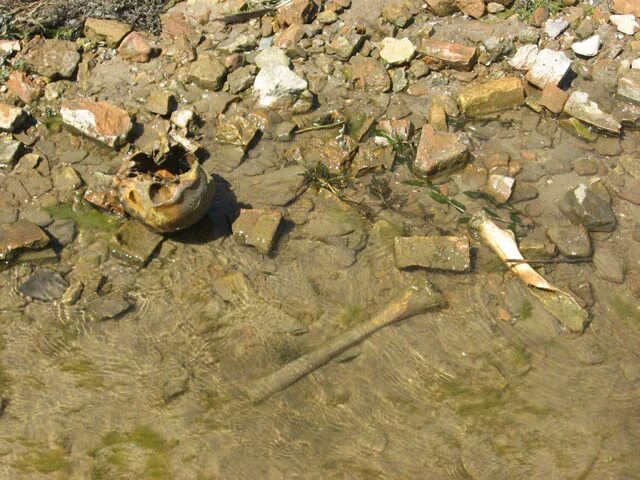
[118, 32, 153, 63]
[61, 99, 132, 148]
[458, 77, 524, 117]
[7, 70, 44, 105]
[84, 18, 131, 46]
[19, 37, 80, 79]
[278, 0, 317, 26]
[419, 39, 477, 71]
[0, 220, 49, 260]
[413, 125, 470, 176]
[0, 103, 28, 132]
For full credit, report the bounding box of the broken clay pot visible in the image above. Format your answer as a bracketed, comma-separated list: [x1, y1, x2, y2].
[113, 146, 215, 233]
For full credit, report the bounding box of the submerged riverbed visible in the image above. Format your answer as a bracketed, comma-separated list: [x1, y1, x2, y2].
[1, 0, 640, 478]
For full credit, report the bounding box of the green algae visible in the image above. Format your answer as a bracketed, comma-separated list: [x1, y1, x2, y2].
[14, 447, 70, 475]
[46, 201, 122, 234]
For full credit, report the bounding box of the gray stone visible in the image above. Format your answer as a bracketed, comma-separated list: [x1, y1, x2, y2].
[186, 54, 227, 90]
[593, 247, 625, 283]
[617, 70, 640, 104]
[236, 165, 307, 206]
[327, 34, 365, 60]
[546, 224, 592, 257]
[20, 37, 80, 79]
[544, 19, 569, 39]
[561, 183, 617, 232]
[227, 66, 255, 94]
[0, 220, 49, 260]
[86, 291, 134, 320]
[255, 47, 290, 69]
[217, 34, 258, 54]
[620, 154, 640, 179]
[564, 91, 621, 134]
[46, 219, 76, 246]
[19, 269, 69, 301]
[110, 221, 165, 266]
[0, 136, 22, 168]
[394, 236, 471, 271]
[253, 64, 308, 107]
[52, 165, 83, 191]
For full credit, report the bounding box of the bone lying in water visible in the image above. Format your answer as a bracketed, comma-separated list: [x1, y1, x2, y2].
[246, 278, 444, 403]
[470, 212, 588, 332]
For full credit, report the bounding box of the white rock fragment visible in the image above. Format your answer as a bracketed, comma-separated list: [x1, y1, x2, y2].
[544, 19, 569, 39]
[508, 44, 539, 70]
[378, 37, 416, 66]
[632, 58, 640, 69]
[564, 91, 621, 133]
[571, 35, 601, 58]
[610, 14, 639, 35]
[171, 109, 196, 129]
[60, 99, 132, 148]
[255, 46, 290, 69]
[0, 39, 21, 55]
[253, 64, 308, 107]
[0, 103, 27, 132]
[525, 49, 572, 88]
[486, 174, 515, 203]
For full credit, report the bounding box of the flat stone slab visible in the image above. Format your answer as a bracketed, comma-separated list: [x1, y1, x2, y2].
[394, 236, 471, 272]
[186, 54, 227, 90]
[18, 269, 69, 301]
[458, 77, 524, 117]
[0, 220, 49, 260]
[61, 99, 133, 148]
[233, 208, 283, 254]
[563, 91, 621, 134]
[561, 183, 617, 232]
[86, 291, 134, 320]
[20, 37, 80, 79]
[525, 48, 571, 88]
[110, 221, 165, 266]
[419, 39, 477, 70]
[84, 18, 131, 46]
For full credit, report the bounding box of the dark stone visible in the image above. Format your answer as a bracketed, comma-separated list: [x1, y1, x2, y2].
[19, 269, 69, 301]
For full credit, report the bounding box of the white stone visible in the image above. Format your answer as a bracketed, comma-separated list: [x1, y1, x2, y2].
[0, 103, 27, 132]
[571, 35, 601, 58]
[0, 39, 20, 55]
[508, 44, 539, 71]
[564, 91, 621, 133]
[486, 174, 515, 203]
[632, 58, 640, 69]
[487, 2, 505, 13]
[171, 109, 196, 129]
[255, 46, 290, 69]
[378, 37, 416, 66]
[525, 49, 572, 88]
[610, 14, 639, 35]
[253, 64, 308, 107]
[544, 19, 569, 39]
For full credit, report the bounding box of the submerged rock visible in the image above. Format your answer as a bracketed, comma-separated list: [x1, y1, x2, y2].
[413, 125, 470, 177]
[18, 269, 69, 301]
[561, 183, 617, 232]
[110, 220, 165, 265]
[86, 291, 134, 320]
[394, 235, 471, 271]
[233, 208, 283, 254]
[546, 224, 592, 257]
[0, 220, 49, 260]
[61, 99, 133, 148]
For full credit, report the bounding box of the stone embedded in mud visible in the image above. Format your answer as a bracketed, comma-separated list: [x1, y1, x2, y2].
[84, 18, 131, 46]
[52, 165, 83, 193]
[18, 269, 69, 301]
[620, 155, 640, 180]
[382, 0, 415, 27]
[110, 220, 165, 266]
[255, 47, 290, 69]
[538, 84, 569, 114]
[0, 220, 49, 261]
[559, 117, 598, 142]
[617, 70, 640, 104]
[87, 291, 134, 321]
[546, 224, 592, 257]
[561, 183, 617, 232]
[186, 53, 227, 90]
[456, 0, 486, 18]
[146, 91, 176, 116]
[0, 136, 22, 169]
[118, 31, 153, 63]
[544, 19, 569, 39]
[413, 125, 469, 177]
[348, 55, 392, 93]
[61, 99, 133, 148]
[593, 247, 625, 284]
[571, 35, 601, 57]
[610, 14, 639, 35]
[233, 208, 283, 254]
[253, 64, 308, 107]
[394, 235, 471, 272]
[7, 71, 44, 105]
[327, 34, 365, 61]
[508, 44, 539, 71]
[486, 174, 515, 203]
[228, 66, 256, 94]
[19, 37, 80, 79]
[525, 48, 571, 89]
[277, 0, 317, 26]
[563, 91, 621, 134]
[458, 77, 524, 117]
[419, 39, 477, 71]
[215, 114, 261, 150]
[379, 37, 416, 66]
[0, 103, 28, 132]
